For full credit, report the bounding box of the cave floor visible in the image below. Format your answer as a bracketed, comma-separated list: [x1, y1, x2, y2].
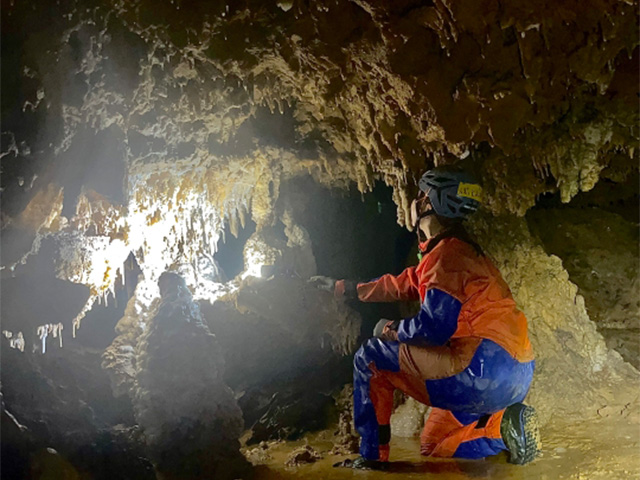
[251, 416, 640, 480]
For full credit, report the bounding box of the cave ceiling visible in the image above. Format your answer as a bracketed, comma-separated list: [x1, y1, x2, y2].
[1, 0, 638, 335]
[3, 0, 639, 213]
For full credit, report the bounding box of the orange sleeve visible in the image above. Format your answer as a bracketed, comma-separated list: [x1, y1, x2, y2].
[356, 266, 421, 302]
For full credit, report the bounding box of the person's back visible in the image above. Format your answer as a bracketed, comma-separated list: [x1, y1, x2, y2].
[421, 236, 534, 363]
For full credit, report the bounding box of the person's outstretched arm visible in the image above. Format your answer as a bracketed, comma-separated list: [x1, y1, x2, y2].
[335, 266, 422, 303]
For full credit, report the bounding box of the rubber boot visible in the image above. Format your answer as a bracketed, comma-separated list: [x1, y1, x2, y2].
[500, 403, 541, 464]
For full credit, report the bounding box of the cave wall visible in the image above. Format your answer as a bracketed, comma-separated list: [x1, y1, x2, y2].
[469, 213, 638, 425]
[529, 206, 639, 330]
[527, 196, 639, 368]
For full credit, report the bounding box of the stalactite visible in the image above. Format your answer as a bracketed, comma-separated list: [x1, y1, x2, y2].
[36, 323, 64, 354]
[2, 331, 26, 353]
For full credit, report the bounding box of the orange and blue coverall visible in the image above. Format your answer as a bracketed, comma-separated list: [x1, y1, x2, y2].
[344, 230, 535, 461]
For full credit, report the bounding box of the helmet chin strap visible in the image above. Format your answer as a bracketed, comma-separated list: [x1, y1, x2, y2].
[415, 210, 436, 247]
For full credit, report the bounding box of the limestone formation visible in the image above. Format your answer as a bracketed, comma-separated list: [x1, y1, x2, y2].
[329, 385, 359, 455]
[529, 206, 640, 368]
[102, 281, 156, 398]
[468, 213, 639, 425]
[133, 272, 248, 479]
[390, 398, 430, 439]
[284, 444, 323, 467]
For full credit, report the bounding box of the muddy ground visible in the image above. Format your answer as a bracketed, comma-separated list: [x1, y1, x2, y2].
[248, 414, 640, 480]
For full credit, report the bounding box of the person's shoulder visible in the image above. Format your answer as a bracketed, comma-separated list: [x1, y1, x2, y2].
[436, 236, 478, 256]
[427, 237, 483, 273]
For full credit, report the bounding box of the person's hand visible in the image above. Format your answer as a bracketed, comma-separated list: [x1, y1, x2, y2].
[308, 275, 336, 292]
[373, 319, 400, 341]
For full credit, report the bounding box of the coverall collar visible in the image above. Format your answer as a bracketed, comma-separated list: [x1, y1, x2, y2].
[420, 224, 483, 257]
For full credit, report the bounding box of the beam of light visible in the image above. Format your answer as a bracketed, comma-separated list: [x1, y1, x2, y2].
[61, 170, 226, 335]
[124, 172, 224, 307]
[8, 165, 265, 349]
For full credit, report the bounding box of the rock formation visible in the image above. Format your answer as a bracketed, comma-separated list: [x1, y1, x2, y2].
[133, 273, 244, 479]
[202, 274, 361, 442]
[133, 272, 248, 479]
[528, 205, 640, 368]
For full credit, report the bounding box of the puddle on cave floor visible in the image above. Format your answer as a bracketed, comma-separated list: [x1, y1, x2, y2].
[250, 417, 640, 480]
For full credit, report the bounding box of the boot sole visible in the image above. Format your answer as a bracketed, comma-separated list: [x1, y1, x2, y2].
[502, 403, 542, 465]
[513, 404, 541, 464]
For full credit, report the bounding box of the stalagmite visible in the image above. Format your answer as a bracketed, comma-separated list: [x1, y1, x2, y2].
[133, 272, 249, 479]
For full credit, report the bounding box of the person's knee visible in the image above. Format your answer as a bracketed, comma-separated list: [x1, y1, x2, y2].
[354, 338, 399, 373]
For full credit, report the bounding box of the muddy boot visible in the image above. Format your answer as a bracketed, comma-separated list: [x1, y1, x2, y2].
[500, 403, 541, 465]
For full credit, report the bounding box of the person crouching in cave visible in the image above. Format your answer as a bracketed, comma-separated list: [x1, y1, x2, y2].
[314, 166, 541, 469]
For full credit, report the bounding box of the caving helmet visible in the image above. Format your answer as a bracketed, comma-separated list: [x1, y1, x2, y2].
[411, 167, 482, 227]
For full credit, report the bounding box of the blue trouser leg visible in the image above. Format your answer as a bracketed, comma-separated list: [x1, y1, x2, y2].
[353, 338, 400, 460]
[354, 338, 535, 461]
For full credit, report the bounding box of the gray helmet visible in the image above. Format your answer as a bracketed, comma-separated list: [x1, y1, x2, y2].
[418, 167, 482, 219]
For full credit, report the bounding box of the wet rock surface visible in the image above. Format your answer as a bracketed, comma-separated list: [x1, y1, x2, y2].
[244, 416, 640, 479]
[284, 444, 323, 467]
[243, 441, 277, 466]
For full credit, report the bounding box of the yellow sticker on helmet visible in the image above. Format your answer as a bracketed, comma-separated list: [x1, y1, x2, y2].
[457, 182, 483, 201]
